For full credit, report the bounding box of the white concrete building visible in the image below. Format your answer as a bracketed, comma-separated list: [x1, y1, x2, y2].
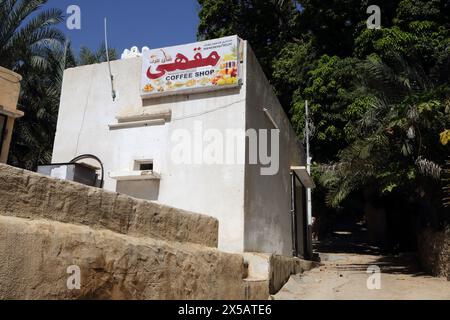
[52, 36, 314, 257]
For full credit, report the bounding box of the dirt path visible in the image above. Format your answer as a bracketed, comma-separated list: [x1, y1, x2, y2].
[274, 219, 450, 300]
[273, 251, 450, 300]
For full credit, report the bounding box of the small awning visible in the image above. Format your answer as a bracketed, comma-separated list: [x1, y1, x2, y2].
[0, 105, 24, 118]
[291, 166, 315, 189]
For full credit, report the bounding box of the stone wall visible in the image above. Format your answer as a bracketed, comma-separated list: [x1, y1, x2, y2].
[418, 228, 450, 280]
[0, 216, 253, 300]
[0, 164, 218, 248]
[0, 164, 272, 299]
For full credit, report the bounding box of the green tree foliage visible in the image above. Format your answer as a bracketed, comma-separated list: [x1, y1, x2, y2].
[291, 55, 365, 162]
[78, 44, 117, 66]
[198, 0, 450, 225]
[297, 0, 400, 57]
[0, 0, 65, 70]
[197, 0, 301, 76]
[1, 0, 117, 170]
[444, 157, 450, 207]
[8, 44, 69, 169]
[0, 0, 65, 170]
[320, 54, 449, 207]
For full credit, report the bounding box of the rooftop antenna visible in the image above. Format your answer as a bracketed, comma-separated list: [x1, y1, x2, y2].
[104, 17, 116, 101]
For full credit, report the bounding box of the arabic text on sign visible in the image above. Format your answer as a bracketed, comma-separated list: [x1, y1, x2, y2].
[146, 52, 221, 80]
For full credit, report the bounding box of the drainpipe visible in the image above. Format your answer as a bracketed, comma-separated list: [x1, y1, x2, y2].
[305, 100, 313, 257]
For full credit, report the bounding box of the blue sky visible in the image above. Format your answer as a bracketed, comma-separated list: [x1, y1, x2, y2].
[47, 0, 200, 54]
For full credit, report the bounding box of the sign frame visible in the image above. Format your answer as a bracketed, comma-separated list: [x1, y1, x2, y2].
[140, 35, 242, 99]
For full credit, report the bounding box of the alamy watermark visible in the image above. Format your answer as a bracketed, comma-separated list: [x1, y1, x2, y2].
[67, 265, 81, 290]
[171, 121, 280, 176]
[367, 265, 382, 290]
[65, 4, 382, 32]
[66, 5, 81, 30]
[367, 5, 381, 29]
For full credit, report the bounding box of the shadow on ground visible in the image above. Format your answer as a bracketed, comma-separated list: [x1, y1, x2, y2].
[315, 221, 428, 277]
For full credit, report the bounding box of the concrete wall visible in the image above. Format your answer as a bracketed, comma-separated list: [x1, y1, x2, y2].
[243, 43, 306, 257]
[53, 57, 247, 253]
[243, 253, 318, 294]
[0, 163, 219, 248]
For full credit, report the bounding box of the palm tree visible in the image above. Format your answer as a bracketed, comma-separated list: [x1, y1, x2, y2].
[78, 44, 117, 66]
[0, 0, 66, 170]
[444, 158, 450, 207]
[320, 52, 450, 212]
[8, 44, 69, 169]
[0, 0, 65, 71]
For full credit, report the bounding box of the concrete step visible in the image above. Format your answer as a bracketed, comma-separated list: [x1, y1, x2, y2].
[0, 164, 218, 248]
[243, 253, 319, 294]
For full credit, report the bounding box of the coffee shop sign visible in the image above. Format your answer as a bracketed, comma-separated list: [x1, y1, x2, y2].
[140, 35, 241, 98]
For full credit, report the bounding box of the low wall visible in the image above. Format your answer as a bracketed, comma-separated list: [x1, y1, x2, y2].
[0, 216, 256, 300]
[418, 228, 450, 280]
[0, 164, 218, 248]
[269, 255, 318, 294]
[243, 253, 318, 294]
[0, 164, 272, 300]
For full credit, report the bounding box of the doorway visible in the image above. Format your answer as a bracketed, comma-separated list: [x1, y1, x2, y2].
[291, 170, 310, 259]
[0, 115, 7, 156]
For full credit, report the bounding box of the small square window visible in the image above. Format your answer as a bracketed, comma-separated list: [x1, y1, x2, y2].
[135, 160, 154, 171]
[139, 163, 154, 171]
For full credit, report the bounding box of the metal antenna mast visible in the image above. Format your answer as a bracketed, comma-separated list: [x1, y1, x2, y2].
[104, 18, 116, 101]
[305, 101, 313, 230]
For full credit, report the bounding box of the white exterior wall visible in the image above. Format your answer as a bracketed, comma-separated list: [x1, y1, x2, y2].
[53, 57, 247, 253]
[243, 43, 306, 257]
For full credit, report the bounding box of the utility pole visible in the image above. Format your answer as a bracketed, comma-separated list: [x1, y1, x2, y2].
[305, 101, 313, 256]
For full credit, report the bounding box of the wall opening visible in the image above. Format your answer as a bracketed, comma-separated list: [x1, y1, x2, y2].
[0, 115, 7, 155]
[291, 170, 309, 259]
[134, 160, 154, 171]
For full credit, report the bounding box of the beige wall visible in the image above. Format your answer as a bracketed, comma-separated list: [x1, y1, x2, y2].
[0, 67, 23, 163]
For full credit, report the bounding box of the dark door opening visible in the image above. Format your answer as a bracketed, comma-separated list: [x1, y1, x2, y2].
[291, 170, 310, 259]
[0, 115, 7, 154]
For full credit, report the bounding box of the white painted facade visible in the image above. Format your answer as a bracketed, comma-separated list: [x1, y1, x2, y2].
[53, 39, 311, 257]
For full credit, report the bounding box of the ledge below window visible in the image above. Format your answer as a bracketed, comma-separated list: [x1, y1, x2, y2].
[109, 110, 172, 130]
[109, 171, 161, 181]
[0, 105, 24, 118]
[108, 119, 166, 130]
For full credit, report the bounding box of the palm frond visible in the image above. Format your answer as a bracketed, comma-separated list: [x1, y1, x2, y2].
[416, 157, 442, 180]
